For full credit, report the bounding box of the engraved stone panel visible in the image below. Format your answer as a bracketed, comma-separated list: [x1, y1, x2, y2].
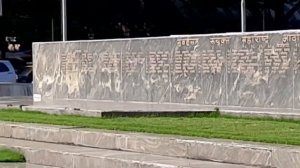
[33, 43, 61, 104]
[145, 38, 176, 103]
[227, 34, 293, 108]
[85, 40, 123, 102]
[171, 36, 228, 105]
[289, 34, 300, 109]
[33, 30, 300, 113]
[171, 38, 201, 104]
[200, 36, 228, 105]
[59, 42, 89, 101]
[122, 39, 148, 101]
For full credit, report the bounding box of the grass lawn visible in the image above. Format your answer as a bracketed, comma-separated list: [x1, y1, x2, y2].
[0, 109, 300, 145]
[0, 149, 25, 162]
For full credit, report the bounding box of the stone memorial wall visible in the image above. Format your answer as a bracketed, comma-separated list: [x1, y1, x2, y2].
[33, 30, 300, 113]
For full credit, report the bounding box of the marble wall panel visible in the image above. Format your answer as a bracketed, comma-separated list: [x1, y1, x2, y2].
[144, 38, 176, 103]
[171, 38, 202, 104]
[83, 40, 123, 102]
[198, 36, 228, 106]
[292, 34, 300, 110]
[33, 30, 300, 113]
[171, 36, 227, 105]
[33, 43, 61, 103]
[227, 33, 293, 108]
[121, 39, 148, 102]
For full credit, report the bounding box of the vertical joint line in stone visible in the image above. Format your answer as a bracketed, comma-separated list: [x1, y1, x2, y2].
[120, 45, 123, 101]
[293, 47, 295, 110]
[169, 48, 172, 103]
[145, 48, 148, 102]
[58, 43, 65, 103]
[86, 42, 90, 110]
[225, 46, 228, 106]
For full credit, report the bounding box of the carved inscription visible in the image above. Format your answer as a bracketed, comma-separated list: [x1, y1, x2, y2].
[147, 51, 169, 78]
[229, 45, 290, 74]
[241, 35, 270, 49]
[174, 38, 199, 74]
[174, 35, 293, 75]
[60, 50, 122, 74]
[282, 34, 300, 43]
[58, 33, 297, 77]
[122, 52, 145, 73]
[263, 47, 290, 74]
[174, 51, 198, 74]
[229, 49, 259, 73]
[100, 52, 121, 72]
[210, 37, 230, 46]
[61, 50, 95, 74]
[241, 35, 269, 44]
[177, 38, 199, 47]
[201, 50, 224, 73]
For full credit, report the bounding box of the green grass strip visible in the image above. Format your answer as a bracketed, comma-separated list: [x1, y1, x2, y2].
[1, 109, 300, 145]
[0, 149, 25, 162]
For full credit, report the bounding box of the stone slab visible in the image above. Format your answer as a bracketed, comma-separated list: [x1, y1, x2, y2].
[22, 102, 214, 117]
[32, 30, 300, 114]
[0, 137, 252, 168]
[0, 122, 299, 167]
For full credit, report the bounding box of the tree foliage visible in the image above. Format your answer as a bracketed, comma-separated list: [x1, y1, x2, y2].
[1, 0, 300, 51]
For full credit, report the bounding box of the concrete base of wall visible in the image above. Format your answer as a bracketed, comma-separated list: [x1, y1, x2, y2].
[22, 104, 214, 117]
[22, 102, 300, 119]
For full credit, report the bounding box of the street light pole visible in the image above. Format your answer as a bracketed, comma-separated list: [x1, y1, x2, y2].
[61, 0, 67, 41]
[241, 0, 246, 32]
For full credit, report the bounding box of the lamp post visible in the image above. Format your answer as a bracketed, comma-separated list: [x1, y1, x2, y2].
[241, 0, 246, 32]
[61, 0, 67, 41]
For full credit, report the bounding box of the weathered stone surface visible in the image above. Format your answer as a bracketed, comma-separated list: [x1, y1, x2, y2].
[186, 140, 272, 166]
[0, 137, 251, 168]
[1, 122, 300, 167]
[32, 30, 300, 114]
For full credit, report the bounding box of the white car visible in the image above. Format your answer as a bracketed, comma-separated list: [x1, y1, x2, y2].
[0, 60, 17, 83]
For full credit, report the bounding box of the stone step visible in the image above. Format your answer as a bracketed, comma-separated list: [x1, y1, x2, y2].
[0, 137, 252, 168]
[0, 122, 298, 167]
[22, 104, 213, 117]
[23, 104, 300, 120]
